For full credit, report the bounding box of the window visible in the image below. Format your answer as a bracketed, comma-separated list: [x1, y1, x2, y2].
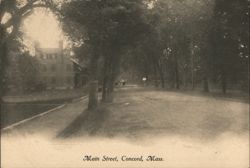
[51, 64, 56, 72]
[51, 77, 56, 84]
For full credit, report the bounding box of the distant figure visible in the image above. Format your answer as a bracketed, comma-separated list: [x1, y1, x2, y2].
[120, 79, 126, 86]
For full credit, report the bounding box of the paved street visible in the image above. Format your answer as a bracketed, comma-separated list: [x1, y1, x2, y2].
[1, 86, 249, 168]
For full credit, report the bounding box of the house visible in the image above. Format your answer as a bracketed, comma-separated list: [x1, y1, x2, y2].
[35, 41, 75, 89]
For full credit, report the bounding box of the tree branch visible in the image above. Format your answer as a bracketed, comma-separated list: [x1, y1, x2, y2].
[3, 2, 52, 29]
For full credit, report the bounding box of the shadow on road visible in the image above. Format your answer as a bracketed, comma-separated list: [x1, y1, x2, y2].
[57, 105, 110, 138]
[57, 88, 248, 141]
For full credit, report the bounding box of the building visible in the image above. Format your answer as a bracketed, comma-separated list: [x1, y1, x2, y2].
[71, 58, 89, 88]
[35, 41, 75, 89]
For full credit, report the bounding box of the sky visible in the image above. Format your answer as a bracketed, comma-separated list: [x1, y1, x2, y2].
[22, 8, 63, 49]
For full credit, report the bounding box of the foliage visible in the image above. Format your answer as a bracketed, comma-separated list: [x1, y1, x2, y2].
[6, 51, 41, 93]
[1, 0, 248, 105]
[209, 0, 249, 92]
[61, 0, 151, 102]
[0, 0, 55, 99]
[123, 0, 249, 92]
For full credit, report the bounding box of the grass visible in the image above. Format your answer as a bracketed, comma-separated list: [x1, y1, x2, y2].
[3, 88, 87, 103]
[57, 104, 110, 138]
[1, 88, 88, 128]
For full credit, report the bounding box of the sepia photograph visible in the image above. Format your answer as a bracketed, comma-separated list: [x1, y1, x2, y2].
[0, 0, 249, 167]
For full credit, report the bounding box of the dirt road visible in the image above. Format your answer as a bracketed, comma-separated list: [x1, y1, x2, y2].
[1, 86, 249, 168]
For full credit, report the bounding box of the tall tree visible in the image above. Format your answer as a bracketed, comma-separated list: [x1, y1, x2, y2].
[61, 0, 150, 106]
[210, 0, 249, 93]
[0, 0, 54, 120]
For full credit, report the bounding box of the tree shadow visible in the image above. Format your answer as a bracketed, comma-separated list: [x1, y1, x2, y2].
[57, 105, 110, 138]
[57, 89, 248, 141]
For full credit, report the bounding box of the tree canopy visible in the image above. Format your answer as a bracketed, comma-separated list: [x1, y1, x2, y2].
[1, 0, 248, 109]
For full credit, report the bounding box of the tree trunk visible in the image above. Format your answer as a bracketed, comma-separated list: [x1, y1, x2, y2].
[105, 61, 116, 102]
[174, 58, 180, 89]
[88, 53, 99, 110]
[0, 26, 7, 128]
[191, 42, 195, 90]
[153, 64, 158, 87]
[183, 70, 187, 89]
[102, 56, 115, 103]
[156, 62, 165, 88]
[88, 80, 98, 109]
[221, 70, 227, 94]
[101, 58, 108, 102]
[101, 76, 107, 102]
[106, 76, 114, 102]
[105, 50, 122, 103]
[203, 76, 209, 92]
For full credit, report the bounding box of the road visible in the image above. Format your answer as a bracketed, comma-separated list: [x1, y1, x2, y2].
[1, 86, 249, 168]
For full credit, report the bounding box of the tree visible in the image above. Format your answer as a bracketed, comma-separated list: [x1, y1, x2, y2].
[61, 0, 150, 107]
[210, 0, 249, 93]
[6, 50, 41, 93]
[0, 0, 55, 116]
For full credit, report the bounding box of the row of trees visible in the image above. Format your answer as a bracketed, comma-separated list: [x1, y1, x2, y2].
[209, 0, 249, 93]
[125, 0, 249, 93]
[60, 0, 152, 108]
[0, 0, 248, 110]
[61, 0, 248, 109]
